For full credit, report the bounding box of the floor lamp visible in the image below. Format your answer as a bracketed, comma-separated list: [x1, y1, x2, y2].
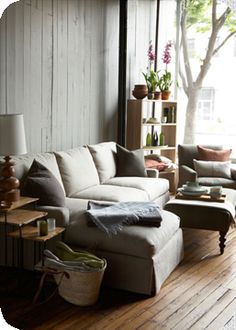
[0, 114, 27, 208]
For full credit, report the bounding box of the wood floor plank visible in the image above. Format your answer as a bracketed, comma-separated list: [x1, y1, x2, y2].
[1, 223, 236, 330]
[205, 297, 236, 330]
[190, 289, 236, 329]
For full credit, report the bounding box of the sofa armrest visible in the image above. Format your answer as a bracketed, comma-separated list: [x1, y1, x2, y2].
[178, 165, 197, 187]
[231, 167, 236, 180]
[36, 205, 70, 227]
[146, 168, 159, 178]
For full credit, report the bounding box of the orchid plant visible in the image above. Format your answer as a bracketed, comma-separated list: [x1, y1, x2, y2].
[142, 42, 158, 93]
[158, 41, 173, 92]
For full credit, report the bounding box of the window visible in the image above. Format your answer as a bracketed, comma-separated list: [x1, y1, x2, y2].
[197, 88, 215, 121]
[187, 38, 195, 57]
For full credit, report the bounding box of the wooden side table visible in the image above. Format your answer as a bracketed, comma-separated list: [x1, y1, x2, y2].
[0, 197, 45, 266]
[0, 196, 64, 268]
[8, 226, 65, 267]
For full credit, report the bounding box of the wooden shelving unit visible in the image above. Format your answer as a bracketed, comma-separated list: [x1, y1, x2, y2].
[126, 99, 178, 192]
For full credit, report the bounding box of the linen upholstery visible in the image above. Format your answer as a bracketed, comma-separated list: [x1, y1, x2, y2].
[71, 184, 149, 202]
[87, 142, 117, 183]
[65, 209, 183, 295]
[54, 147, 100, 197]
[65, 210, 180, 260]
[105, 176, 169, 201]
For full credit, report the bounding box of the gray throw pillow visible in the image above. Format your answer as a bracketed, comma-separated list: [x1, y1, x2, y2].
[22, 159, 66, 206]
[193, 159, 232, 179]
[116, 144, 147, 177]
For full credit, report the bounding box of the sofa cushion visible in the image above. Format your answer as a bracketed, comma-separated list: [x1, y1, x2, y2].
[87, 142, 117, 183]
[193, 159, 231, 179]
[54, 147, 100, 197]
[65, 209, 180, 259]
[197, 145, 231, 161]
[12, 152, 65, 193]
[105, 177, 169, 201]
[197, 177, 236, 189]
[71, 184, 149, 202]
[22, 160, 65, 206]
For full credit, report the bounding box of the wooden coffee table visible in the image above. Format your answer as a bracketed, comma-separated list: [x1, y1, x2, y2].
[164, 188, 236, 254]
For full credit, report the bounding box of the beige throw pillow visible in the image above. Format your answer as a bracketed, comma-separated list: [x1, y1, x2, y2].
[193, 159, 232, 179]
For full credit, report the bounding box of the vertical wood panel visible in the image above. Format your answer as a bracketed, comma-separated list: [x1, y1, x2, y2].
[30, 0, 42, 152]
[23, 0, 32, 151]
[6, 4, 16, 114]
[0, 0, 121, 153]
[41, 0, 53, 152]
[0, 14, 6, 113]
[127, 0, 157, 97]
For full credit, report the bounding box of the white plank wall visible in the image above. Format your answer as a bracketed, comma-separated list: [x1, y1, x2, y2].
[0, 0, 119, 153]
[127, 0, 157, 98]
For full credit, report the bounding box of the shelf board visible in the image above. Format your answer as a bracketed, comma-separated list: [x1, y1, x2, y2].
[8, 225, 65, 242]
[0, 196, 39, 212]
[142, 123, 176, 126]
[143, 146, 176, 150]
[0, 209, 47, 226]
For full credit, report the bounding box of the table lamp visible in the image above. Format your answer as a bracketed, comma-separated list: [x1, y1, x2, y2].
[0, 114, 27, 208]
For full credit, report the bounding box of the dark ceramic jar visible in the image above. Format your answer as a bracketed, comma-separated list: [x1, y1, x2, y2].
[132, 84, 148, 99]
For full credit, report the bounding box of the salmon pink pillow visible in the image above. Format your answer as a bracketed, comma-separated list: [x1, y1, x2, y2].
[197, 145, 231, 162]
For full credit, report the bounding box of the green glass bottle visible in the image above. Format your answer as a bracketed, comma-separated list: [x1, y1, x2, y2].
[159, 132, 165, 146]
[146, 132, 151, 146]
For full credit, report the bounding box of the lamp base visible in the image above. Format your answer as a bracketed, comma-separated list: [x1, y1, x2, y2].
[0, 155, 20, 208]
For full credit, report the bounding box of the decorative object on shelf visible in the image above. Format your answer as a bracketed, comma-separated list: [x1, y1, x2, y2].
[146, 132, 151, 146]
[159, 132, 165, 146]
[38, 220, 48, 236]
[158, 41, 173, 100]
[146, 117, 159, 124]
[154, 91, 162, 100]
[132, 84, 148, 99]
[161, 116, 167, 123]
[142, 42, 159, 99]
[161, 90, 171, 100]
[152, 131, 158, 146]
[0, 114, 27, 208]
[47, 218, 56, 232]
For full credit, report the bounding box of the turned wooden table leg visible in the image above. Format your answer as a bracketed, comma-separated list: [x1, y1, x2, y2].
[219, 231, 227, 255]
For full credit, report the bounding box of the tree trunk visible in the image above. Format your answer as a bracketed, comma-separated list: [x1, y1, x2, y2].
[183, 87, 201, 144]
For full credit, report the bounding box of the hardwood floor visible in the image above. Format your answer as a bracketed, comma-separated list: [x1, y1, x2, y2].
[1, 227, 236, 329]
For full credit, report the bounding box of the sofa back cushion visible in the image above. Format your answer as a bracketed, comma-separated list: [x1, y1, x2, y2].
[87, 142, 117, 183]
[54, 147, 100, 197]
[10, 152, 65, 193]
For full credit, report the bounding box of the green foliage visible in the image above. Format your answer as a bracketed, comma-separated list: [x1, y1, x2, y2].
[185, 0, 236, 33]
[142, 70, 159, 92]
[185, 0, 212, 29]
[158, 70, 172, 92]
[224, 11, 236, 32]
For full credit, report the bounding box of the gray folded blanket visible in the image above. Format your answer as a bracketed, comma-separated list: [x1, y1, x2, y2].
[86, 201, 162, 236]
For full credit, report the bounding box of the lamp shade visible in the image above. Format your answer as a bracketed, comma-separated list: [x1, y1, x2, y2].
[0, 114, 27, 156]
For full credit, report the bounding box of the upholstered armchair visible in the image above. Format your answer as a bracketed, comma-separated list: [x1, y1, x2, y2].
[178, 144, 236, 189]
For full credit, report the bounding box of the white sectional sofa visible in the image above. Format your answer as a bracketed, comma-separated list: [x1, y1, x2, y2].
[2, 142, 184, 295]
